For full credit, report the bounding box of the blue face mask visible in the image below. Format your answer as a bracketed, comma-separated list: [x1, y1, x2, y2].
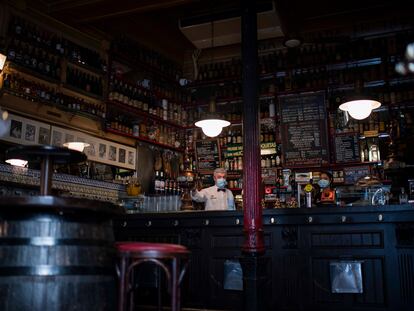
[318, 179, 330, 189]
[216, 178, 227, 189]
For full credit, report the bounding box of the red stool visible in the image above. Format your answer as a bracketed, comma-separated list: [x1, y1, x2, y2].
[116, 242, 189, 311]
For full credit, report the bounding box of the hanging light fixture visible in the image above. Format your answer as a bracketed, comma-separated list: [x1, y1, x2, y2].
[194, 15, 230, 137]
[339, 80, 381, 120]
[5, 158, 28, 167]
[63, 142, 90, 152]
[0, 53, 6, 71]
[195, 97, 230, 137]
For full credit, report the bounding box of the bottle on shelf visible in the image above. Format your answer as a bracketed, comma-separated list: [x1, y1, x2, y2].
[399, 187, 408, 204]
[154, 170, 160, 194]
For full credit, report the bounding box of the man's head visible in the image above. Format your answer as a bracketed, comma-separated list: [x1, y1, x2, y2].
[213, 168, 227, 189]
[213, 167, 227, 180]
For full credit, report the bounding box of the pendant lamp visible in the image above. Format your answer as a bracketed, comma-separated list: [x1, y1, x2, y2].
[0, 53, 6, 71]
[195, 97, 230, 137]
[339, 80, 381, 120]
[63, 142, 90, 152]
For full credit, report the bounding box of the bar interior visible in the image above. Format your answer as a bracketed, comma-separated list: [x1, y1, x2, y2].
[0, 0, 414, 310]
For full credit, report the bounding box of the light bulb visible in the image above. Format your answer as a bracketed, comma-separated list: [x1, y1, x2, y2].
[195, 119, 230, 137]
[339, 100, 381, 120]
[0, 53, 6, 71]
[5, 159, 28, 167]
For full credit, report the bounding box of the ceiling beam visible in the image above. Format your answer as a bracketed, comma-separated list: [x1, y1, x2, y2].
[75, 0, 195, 23]
[48, 0, 107, 12]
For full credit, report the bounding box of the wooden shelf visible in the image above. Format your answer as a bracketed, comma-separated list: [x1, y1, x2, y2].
[107, 100, 187, 129]
[62, 84, 103, 101]
[7, 62, 61, 85]
[106, 128, 184, 153]
[67, 60, 106, 76]
[3, 89, 104, 122]
[112, 51, 180, 86]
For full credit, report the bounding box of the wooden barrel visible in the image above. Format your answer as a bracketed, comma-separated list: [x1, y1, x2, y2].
[0, 196, 123, 311]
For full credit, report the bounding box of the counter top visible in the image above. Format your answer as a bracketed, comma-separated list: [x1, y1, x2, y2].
[115, 204, 414, 227]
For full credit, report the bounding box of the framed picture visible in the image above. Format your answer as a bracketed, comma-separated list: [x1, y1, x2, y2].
[24, 123, 36, 142]
[0, 113, 50, 146]
[51, 125, 136, 170]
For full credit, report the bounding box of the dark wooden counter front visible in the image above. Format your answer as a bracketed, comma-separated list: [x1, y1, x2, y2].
[114, 205, 414, 311]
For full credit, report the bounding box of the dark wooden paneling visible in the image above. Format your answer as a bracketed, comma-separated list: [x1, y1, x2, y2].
[114, 206, 414, 311]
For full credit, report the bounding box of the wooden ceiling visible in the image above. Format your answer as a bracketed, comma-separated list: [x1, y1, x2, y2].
[21, 0, 414, 62]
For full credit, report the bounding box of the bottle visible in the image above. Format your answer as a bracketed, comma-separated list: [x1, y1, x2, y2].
[269, 99, 275, 118]
[154, 171, 160, 194]
[159, 171, 165, 194]
[399, 188, 408, 204]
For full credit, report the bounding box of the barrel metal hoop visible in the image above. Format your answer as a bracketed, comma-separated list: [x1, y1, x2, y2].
[0, 266, 115, 276]
[0, 237, 114, 247]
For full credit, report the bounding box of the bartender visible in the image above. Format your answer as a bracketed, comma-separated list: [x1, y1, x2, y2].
[316, 171, 336, 205]
[191, 168, 235, 211]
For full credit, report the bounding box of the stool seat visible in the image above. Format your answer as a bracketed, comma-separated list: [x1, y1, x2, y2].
[116, 242, 188, 254]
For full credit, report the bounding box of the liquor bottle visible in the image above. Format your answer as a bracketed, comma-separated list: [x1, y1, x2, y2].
[154, 171, 160, 194]
[399, 188, 408, 204]
[159, 171, 165, 194]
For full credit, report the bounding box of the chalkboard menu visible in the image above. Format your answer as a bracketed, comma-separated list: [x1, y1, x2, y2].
[334, 133, 360, 163]
[279, 92, 329, 167]
[344, 165, 370, 185]
[195, 139, 221, 173]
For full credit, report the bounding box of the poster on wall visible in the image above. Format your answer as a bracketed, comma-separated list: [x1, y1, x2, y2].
[51, 126, 136, 170]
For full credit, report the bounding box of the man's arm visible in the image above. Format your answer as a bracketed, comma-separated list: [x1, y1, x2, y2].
[191, 189, 208, 202]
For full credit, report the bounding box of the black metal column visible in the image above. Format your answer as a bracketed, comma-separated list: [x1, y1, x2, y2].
[241, 0, 268, 310]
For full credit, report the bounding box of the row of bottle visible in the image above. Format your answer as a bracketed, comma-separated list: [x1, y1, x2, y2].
[66, 67, 103, 96]
[111, 36, 182, 81]
[7, 38, 62, 80]
[261, 154, 282, 168]
[223, 153, 282, 171]
[227, 179, 243, 189]
[107, 118, 185, 148]
[196, 33, 414, 82]
[67, 42, 106, 72]
[2, 74, 103, 116]
[2, 73, 106, 118]
[151, 80, 192, 105]
[9, 15, 107, 71]
[108, 75, 200, 126]
[223, 156, 243, 171]
[109, 76, 177, 122]
[153, 171, 182, 195]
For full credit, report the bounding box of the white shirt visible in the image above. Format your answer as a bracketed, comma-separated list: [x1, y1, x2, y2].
[191, 185, 235, 211]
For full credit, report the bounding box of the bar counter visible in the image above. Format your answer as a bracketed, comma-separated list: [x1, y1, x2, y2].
[114, 204, 414, 311]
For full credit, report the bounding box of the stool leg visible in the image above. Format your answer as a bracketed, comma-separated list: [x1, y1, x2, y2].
[171, 258, 178, 311]
[129, 267, 135, 311]
[157, 266, 163, 311]
[118, 256, 127, 311]
[176, 258, 182, 311]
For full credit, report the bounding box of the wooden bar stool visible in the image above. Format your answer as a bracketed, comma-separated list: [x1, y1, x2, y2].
[116, 242, 189, 311]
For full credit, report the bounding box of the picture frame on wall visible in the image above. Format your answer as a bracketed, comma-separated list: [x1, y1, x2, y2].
[0, 114, 136, 170]
[51, 125, 136, 170]
[0, 113, 50, 146]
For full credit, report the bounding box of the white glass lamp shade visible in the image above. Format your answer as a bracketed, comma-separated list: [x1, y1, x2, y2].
[339, 99, 381, 120]
[63, 142, 90, 152]
[5, 159, 28, 167]
[195, 119, 231, 137]
[0, 53, 6, 71]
